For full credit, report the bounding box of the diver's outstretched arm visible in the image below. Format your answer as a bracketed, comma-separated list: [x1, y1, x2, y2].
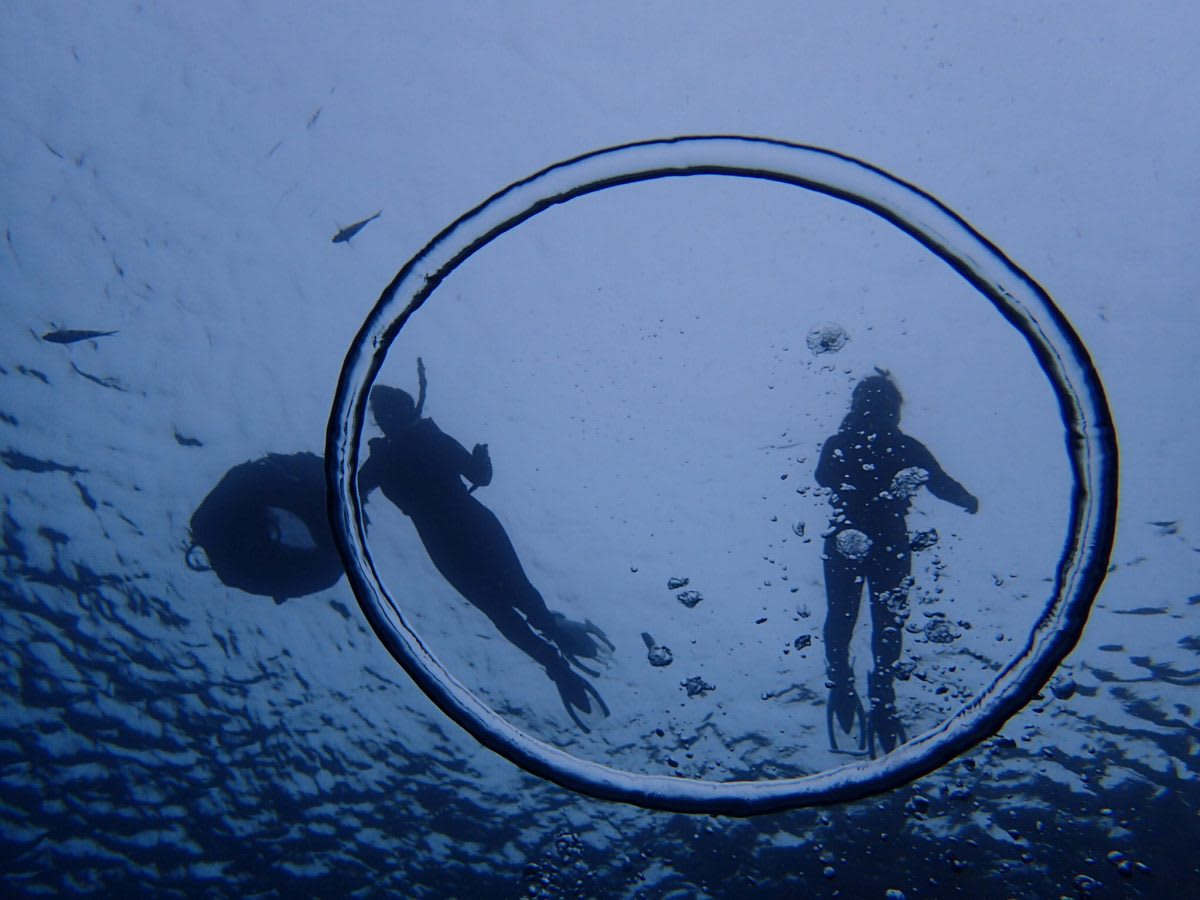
[906, 438, 978, 513]
[925, 464, 978, 513]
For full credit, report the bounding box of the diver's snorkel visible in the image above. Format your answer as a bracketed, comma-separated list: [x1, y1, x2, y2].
[414, 357, 427, 418]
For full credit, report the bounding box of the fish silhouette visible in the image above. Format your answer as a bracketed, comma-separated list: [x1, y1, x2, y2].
[42, 329, 118, 344]
[331, 210, 381, 244]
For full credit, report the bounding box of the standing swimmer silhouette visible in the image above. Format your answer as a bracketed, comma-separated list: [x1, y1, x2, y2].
[815, 372, 978, 756]
[357, 361, 613, 732]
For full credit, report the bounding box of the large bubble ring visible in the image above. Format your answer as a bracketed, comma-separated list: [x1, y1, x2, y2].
[326, 136, 1117, 815]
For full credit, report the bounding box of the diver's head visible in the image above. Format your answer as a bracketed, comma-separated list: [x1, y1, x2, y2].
[371, 385, 418, 435]
[848, 372, 902, 429]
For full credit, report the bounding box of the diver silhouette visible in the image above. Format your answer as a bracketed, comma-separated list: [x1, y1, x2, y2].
[815, 372, 978, 757]
[358, 360, 613, 732]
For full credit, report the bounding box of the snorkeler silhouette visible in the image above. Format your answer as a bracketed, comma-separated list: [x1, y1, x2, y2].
[358, 360, 613, 732]
[815, 371, 978, 757]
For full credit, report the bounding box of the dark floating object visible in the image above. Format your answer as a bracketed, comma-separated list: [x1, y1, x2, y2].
[667, 576, 689, 590]
[676, 589, 703, 608]
[188, 452, 343, 603]
[331, 210, 381, 244]
[681, 676, 715, 697]
[42, 328, 118, 344]
[794, 634, 812, 651]
[910, 528, 939, 551]
[641, 632, 673, 667]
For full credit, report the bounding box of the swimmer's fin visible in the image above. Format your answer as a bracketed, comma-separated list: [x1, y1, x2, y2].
[547, 660, 609, 734]
[865, 672, 906, 757]
[547, 613, 614, 676]
[826, 677, 866, 753]
[866, 704, 907, 759]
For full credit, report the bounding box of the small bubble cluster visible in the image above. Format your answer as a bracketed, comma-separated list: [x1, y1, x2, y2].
[887, 466, 929, 501]
[835, 528, 872, 560]
[909, 528, 939, 551]
[681, 676, 715, 697]
[924, 618, 959, 644]
[805, 322, 850, 355]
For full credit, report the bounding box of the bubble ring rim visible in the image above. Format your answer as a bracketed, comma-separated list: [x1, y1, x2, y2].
[326, 135, 1117, 816]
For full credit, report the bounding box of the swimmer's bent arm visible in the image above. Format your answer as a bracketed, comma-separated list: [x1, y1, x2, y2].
[906, 438, 979, 514]
[442, 431, 492, 488]
[467, 442, 492, 488]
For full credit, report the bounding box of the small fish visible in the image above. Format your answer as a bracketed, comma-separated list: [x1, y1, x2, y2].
[332, 210, 381, 244]
[42, 329, 118, 344]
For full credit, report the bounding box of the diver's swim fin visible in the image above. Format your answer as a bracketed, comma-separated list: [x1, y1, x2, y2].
[548, 662, 609, 734]
[547, 614, 614, 677]
[866, 704, 907, 759]
[826, 682, 867, 753]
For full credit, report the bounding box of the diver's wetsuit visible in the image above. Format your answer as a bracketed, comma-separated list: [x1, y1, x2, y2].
[358, 419, 563, 672]
[815, 427, 975, 705]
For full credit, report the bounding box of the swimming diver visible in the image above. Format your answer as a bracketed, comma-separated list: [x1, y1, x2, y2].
[357, 360, 613, 732]
[815, 371, 978, 757]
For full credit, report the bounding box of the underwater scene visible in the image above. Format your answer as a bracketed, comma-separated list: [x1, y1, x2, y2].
[2, 4, 1197, 898]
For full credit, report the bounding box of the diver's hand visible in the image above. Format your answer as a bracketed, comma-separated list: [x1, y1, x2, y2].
[470, 443, 493, 488]
[963, 495, 980, 515]
[472, 443, 491, 473]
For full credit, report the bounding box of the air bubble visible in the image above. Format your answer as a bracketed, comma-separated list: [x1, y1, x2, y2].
[835, 528, 872, 560]
[805, 322, 849, 356]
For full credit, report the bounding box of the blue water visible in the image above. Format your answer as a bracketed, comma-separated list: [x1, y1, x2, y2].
[2, 4, 1197, 897]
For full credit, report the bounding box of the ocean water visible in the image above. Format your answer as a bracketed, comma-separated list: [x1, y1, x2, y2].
[2, 3, 1197, 897]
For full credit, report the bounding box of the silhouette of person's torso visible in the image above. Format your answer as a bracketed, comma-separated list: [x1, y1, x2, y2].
[817, 428, 937, 540]
[363, 420, 471, 517]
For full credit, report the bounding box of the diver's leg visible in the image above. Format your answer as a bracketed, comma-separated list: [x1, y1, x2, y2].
[824, 544, 866, 740]
[476, 600, 562, 671]
[414, 502, 605, 728]
[866, 543, 911, 694]
[465, 504, 609, 664]
[458, 498, 558, 632]
[475, 599, 600, 722]
[823, 546, 864, 680]
[865, 540, 912, 754]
